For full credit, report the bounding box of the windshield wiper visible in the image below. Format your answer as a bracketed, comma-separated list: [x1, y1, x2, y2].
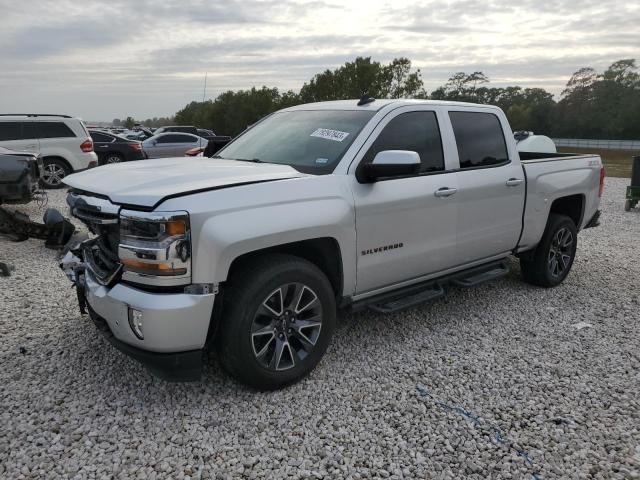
[230, 158, 264, 163]
[211, 155, 266, 163]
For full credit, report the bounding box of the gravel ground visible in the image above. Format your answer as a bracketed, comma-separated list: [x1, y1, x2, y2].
[1, 177, 639, 480]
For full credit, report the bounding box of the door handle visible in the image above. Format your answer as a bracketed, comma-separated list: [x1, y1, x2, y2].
[505, 178, 524, 187]
[434, 187, 458, 197]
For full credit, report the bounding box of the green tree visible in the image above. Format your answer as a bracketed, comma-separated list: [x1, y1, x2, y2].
[124, 116, 135, 129]
[175, 87, 303, 136]
[556, 59, 640, 139]
[299, 57, 425, 102]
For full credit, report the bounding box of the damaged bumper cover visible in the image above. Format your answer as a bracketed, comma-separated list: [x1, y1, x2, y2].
[60, 244, 215, 382]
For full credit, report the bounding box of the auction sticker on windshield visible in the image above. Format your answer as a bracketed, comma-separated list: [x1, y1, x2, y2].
[310, 128, 350, 142]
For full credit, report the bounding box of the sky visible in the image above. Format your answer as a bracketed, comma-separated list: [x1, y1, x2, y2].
[1, 0, 638, 121]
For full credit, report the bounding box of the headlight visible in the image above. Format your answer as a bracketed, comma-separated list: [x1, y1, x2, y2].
[118, 210, 191, 286]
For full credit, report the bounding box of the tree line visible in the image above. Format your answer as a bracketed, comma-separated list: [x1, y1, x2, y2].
[171, 57, 640, 140]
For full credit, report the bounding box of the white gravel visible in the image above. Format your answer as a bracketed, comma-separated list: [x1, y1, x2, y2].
[1, 178, 639, 479]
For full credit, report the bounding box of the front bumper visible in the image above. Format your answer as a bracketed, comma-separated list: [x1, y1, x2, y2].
[87, 304, 203, 381]
[78, 269, 216, 381]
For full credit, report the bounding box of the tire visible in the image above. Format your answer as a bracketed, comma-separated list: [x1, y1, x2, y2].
[216, 254, 336, 390]
[101, 153, 124, 165]
[625, 200, 632, 212]
[40, 158, 70, 189]
[520, 214, 578, 288]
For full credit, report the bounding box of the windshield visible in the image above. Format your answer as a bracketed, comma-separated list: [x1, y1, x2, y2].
[215, 110, 376, 174]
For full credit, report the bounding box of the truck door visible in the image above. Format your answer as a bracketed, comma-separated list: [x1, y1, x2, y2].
[350, 107, 459, 294]
[447, 110, 525, 264]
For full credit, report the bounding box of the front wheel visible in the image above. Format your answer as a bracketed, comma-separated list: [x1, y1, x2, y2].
[216, 255, 336, 390]
[520, 213, 578, 287]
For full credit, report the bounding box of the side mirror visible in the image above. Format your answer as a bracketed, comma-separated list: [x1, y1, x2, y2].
[357, 150, 421, 183]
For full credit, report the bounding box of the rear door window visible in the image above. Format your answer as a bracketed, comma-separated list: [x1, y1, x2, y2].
[362, 111, 445, 173]
[449, 112, 509, 169]
[0, 122, 23, 141]
[36, 122, 76, 139]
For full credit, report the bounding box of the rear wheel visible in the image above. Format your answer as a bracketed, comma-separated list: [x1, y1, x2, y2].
[520, 213, 577, 287]
[216, 254, 336, 390]
[625, 199, 632, 212]
[102, 153, 123, 165]
[40, 158, 70, 189]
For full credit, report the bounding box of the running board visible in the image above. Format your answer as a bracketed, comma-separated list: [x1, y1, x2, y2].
[449, 260, 511, 288]
[348, 259, 511, 314]
[368, 283, 445, 314]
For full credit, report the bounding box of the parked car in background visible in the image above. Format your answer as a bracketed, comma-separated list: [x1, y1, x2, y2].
[0, 114, 97, 188]
[0, 147, 42, 204]
[155, 125, 232, 155]
[89, 130, 146, 165]
[154, 126, 191, 134]
[142, 132, 207, 158]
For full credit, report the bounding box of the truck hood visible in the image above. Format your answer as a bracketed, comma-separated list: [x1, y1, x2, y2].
[63, 157, 307, 208]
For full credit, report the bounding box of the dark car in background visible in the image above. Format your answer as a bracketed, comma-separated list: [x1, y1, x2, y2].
[89, 130, 146, 165]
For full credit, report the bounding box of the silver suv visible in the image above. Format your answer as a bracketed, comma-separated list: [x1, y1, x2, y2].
[0, 114, 98, 188]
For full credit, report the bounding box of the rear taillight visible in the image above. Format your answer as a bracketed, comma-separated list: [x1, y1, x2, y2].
[599, 167, 605, 197]
[185, 147, 204, 157]
[129, 143, 143, 151]
[80, 138, 93, 153]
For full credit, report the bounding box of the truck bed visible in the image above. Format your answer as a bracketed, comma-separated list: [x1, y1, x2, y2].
[517, 152, 602, 253]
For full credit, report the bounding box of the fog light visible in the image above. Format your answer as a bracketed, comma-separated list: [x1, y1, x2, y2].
[128, 308, 144, 340]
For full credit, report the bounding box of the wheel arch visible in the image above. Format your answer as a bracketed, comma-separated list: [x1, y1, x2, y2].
[225, 238, 344, 299]
[549, 193, 585, 230]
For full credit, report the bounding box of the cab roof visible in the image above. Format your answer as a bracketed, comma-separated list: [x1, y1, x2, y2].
[282, 99, 499, 112]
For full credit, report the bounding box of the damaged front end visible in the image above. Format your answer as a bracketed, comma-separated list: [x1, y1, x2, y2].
[60, 191, 123, 311]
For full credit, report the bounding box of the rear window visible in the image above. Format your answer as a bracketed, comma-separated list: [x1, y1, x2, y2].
[172, 134, 196, 143]
[36, 121, 76, 139]
[449, 112, 509, 169]
[158, 134, 194, 143]
[90, 131, 114, 142]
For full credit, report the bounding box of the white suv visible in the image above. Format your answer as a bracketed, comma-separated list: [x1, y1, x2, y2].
[0, 114, 98, 188]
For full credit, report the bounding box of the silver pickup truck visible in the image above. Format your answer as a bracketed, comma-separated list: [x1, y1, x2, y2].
[61, 99, 604, 390]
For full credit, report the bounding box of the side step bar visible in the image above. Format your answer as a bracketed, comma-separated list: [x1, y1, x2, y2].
[449, 260, 511, 288]
[350, 259, 511, 314]
[369, 283, 445, 314]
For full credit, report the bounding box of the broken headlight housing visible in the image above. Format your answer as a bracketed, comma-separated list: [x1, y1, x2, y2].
[118, 210, 191, 287]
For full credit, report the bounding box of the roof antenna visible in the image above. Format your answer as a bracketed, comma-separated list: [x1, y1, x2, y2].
[357, 92, 375, 106]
